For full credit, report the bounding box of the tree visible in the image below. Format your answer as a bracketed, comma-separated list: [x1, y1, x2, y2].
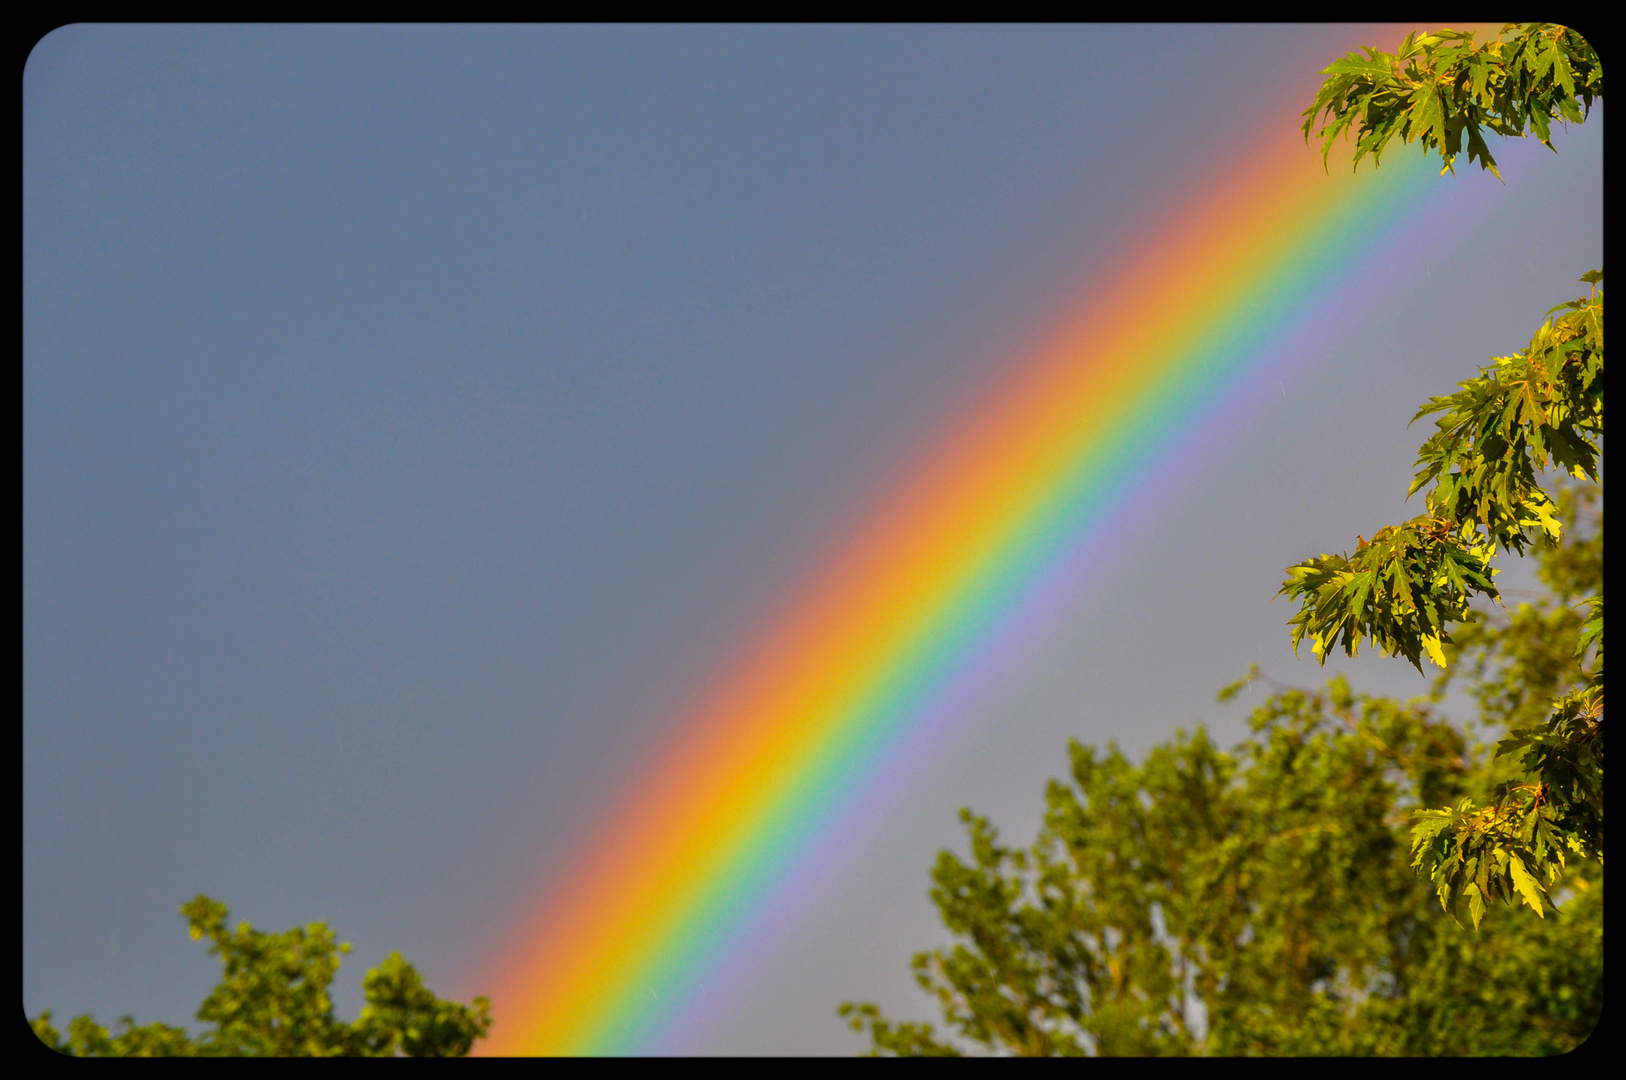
[29, 896, 493, 1057]
[1286, 22, 1602, 927]
[838, 492, 1601, 1054]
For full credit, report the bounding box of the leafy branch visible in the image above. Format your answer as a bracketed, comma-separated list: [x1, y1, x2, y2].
[1279, 273, 1602, 674]
[1290, 22, 1603, 932]
[1302, 23, 1602, 178]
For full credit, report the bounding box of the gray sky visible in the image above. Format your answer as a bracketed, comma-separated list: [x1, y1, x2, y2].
[24, 24, 1601, 1055]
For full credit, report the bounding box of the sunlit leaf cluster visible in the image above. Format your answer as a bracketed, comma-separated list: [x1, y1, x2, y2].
[1279, 271, 1602, 677]
[1408, 274, 1603, 554]
[1278, 516, 1496, 673]
[1411, 786, 1578, 930]
[1399, 511, 1603, 930]
[1435, 485, 1600, 733]
[1411, 484, 1603, 929]
[1301, 23, 1602, 178]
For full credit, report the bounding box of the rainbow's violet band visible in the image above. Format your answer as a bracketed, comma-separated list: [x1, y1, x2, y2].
[476, 76, 1503, 1055]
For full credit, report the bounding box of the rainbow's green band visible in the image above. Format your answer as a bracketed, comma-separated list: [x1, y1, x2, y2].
[477, 26, 1510, 1054]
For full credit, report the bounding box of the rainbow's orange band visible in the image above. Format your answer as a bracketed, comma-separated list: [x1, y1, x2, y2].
[477, 24, 1508, 1054]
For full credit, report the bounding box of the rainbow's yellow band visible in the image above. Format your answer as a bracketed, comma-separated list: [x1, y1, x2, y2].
[477, 23, 1511, 1055]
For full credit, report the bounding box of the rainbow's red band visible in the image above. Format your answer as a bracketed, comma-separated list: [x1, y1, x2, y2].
[476, 24, 1507, 1055]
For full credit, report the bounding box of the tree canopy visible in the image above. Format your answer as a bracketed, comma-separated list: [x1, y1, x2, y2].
[29, 896, 493, 1057]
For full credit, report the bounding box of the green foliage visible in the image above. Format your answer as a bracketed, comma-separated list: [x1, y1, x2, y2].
[29, 897, 493, 1057]
[840, 672, 1601, 1055]
[1278, 277, 1605, 934]
[834, 1003, 959, 1057]
[844, 467, 1601, 1054]
[1278, 515, 1496, 672]
[1301, 24, 1602, 178]
[1286, 22, 1603, 928]
[1437, 485, 1601, 734]
[1278, 273, 1602, 675]
[1407, 487, 1604, 929]
[1407, 276, 1603, 554]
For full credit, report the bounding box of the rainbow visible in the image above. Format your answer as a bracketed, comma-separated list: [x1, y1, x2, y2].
[477, 33, 1506, 1055]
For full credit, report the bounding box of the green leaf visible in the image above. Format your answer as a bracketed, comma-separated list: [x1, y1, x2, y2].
[1507, 855, 1547, 916]
[1464, 881, 1487, 929]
